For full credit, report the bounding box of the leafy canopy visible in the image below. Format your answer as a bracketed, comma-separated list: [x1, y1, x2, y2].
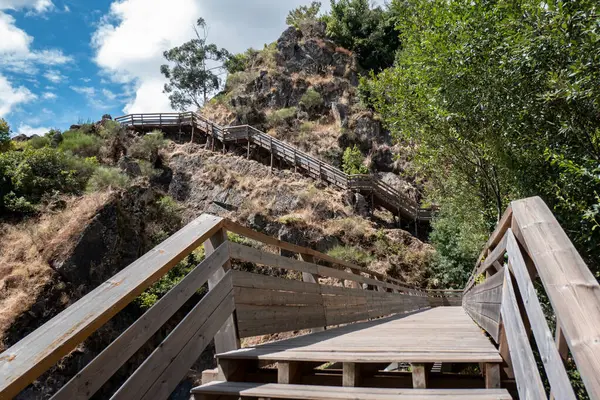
[342, 145, 368, 175]
[161, 18, 230, 110]
[286, 1, 321, 29]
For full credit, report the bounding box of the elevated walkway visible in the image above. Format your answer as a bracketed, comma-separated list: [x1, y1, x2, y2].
[1, 197, 599, 400]
[114, 112, 433, 222]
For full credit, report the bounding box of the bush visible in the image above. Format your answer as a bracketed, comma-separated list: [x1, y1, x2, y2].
[86, 167, 130, 192]
[0, 148, 97, 212]
[327, 245, 374, 266]
[27, 135, 51, 149]
[342, 145, 368, 174]
[225, 71, 259, 93]
[266, 107, 297, 126]
[299, 88, 323, 111]
[286, 1, 321, 29]
[129, 130, 166, 162]
[0, 118, 10, 153]
[59, 130, 102, 157]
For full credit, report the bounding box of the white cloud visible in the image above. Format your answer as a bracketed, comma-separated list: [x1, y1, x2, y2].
[92, 0, 320, 114]
[42, 91, 56, 99]
[0, 1, 70, 74]
[102, 88, 116, 100]
[0, 73, 36, 117]
[80, 77, 91, 83]
[0, 0, 54, 13]
[15, 123, 50, 137]
[70, 85, 95, 96]
[63, 4, 69, 12]
[43, 69, 65, 83]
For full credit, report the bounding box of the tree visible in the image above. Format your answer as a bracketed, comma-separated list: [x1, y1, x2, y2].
[286, 1, 321, 29]
[323, 0, 401, 72]
[342, 145, 368, 174]
[0, 118, 11, 153]
[161, 18, 230, 111]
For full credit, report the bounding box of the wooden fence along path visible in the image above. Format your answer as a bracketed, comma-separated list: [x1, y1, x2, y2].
[1, 197, 599, 399]
[114, 112, 433, 222]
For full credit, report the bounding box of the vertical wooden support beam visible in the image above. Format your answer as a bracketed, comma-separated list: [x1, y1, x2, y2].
[485, 363, 501, 389]
[498, 321, 514, 379]
[555, 318, 569, 362]
[294, 149, 298, 172]
[278, 361, 303, 384]
[412, 363, 430, 388]
[343, 362, 362, 387]
[300, 254, 325, 332]
[205, 229, 239, 354]
[246, 129, 250, 159]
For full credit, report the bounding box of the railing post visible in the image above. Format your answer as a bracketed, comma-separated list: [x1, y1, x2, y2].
[246, 126, 250, 159]
[270, 137, 274, 173]
[299, 253, 325, 332]
[204, 228, 240, 353]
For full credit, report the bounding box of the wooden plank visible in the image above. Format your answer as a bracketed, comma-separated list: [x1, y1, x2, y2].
[232, 270, 321, 293]
[484, 363, 501, 389]
[0, 214, 223, 399]
[411, 364, 430, 388]
[505, 229, 576, 400]
[512, 196, 600, 399]
[52, 242, 230, 400]
[500, 266, 546, 399]
[278, 361, 303, 384]
[205, 229, 239, 354]
[111, 271, 234, 400]
[191, 381, 513, 399]
[342, 363, 362, 387]
[233, 287, 323, 306]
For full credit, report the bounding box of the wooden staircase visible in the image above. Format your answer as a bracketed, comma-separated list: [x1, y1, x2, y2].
[1, 197, 599, 399]
[114, 112, 433, 222]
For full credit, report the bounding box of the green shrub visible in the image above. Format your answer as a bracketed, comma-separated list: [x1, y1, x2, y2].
[300, 121, 316, 133]
[225, 71, 259, 93]
[86, 167, 130, 192]
[99, 120, 124, 139]
[27, 135, 50, 149]
[299, 88, 323, 111]
[155, 195, 181, 226]
[327, 245, 374, 266]
[342, 145, 368, 174]
[286, 1, 321, 29]
[59, 130, 102, 157]
[138, 160, 160, 178]
[0, 148, 97, 212]
[0, 118, 11, 153]
[266, 107, 297, 126]
[129, 130, 166, 162]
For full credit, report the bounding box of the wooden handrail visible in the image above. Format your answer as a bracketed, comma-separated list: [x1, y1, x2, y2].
[114, 112, 434, 221]
[463, 196, 600, 400]
[0, 214, 439, 399]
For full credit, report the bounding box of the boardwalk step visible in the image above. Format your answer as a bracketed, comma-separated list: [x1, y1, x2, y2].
[191, 381, 512, 399]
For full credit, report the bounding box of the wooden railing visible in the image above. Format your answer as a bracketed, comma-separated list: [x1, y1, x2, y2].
[0, 214, 454, 400]
[463, 196, 600, 400]
[114, 112, 433, 221]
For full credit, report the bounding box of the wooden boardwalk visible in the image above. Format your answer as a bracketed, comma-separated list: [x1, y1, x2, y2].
[217, 307, 501, 364]
[114, 112, 433, 222]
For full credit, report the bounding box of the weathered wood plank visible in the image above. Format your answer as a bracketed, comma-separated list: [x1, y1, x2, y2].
[506, 229, 576, 400]
[500, 266, 545, 399]
[412, 364, 430, 388]
[512, 196, 600, 399]
[111, 271, 234, 400]
[52, 242, 230, 400]
[342, 363, 362, 387]
[0, 214, 224, 399]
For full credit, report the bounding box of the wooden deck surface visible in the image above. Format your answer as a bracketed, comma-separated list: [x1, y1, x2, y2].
[219, 307, 501, 363]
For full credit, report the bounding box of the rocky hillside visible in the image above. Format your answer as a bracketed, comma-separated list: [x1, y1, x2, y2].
[203, 22, 422, 202]
[0, 21, 433, 400]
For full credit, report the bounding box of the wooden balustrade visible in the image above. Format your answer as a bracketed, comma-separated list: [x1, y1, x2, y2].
[463, 196, 600, 400]
[0, 214, 444, 400]
[114, 112, 432, 221]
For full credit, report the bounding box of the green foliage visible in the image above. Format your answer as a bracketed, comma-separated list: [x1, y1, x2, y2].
[327, 245, 374, 266]
[86, 167, 130, 192]
[161, 18, 230, 110]
[129, 130, 166, 162]
[156, 195, 182, 226]
[342, 145, 368, 174]
[136, 246, 206, 309]
[0, 118, 10, 152]
[299, 88, 323, 111]
[59, 130, 102, 157]
[225, 71, 259, 93]
[323, 0, 401, 72]
[266, 107, 297, 126]
[368, 0, 600, 284]
[286, 1, 321, 29]
[0, 148, 97, 213]
[224, 48, 260, 74]
[27, 135, 50, 149]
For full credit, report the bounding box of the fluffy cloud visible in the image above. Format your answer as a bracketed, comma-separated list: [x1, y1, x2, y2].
[92, 0, 324, 114]
[0, 1, 70, 74]
[0, 74, 36, 117]
[43, 69, 65, 83]
[42, 91, 56, 99]
[15, 123, 50, 137]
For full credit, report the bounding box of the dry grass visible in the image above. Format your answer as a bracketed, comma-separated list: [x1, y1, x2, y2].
[0, 191, 112, 347]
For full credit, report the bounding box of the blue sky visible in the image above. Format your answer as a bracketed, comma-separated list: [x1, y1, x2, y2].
[0, 0, 327, 136]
